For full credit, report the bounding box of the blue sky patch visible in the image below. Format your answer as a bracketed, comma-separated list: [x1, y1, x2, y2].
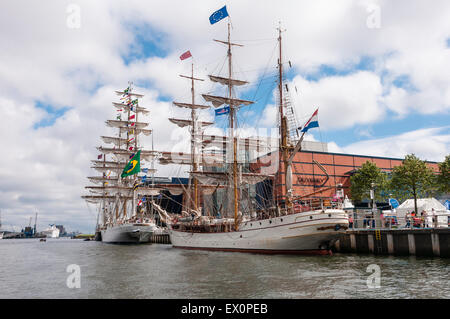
[121, 22, 170, 65]
[322, 111, 450, 146]
[34, 101, 70, 129]
[392, 74, 417, 92]
[303, 56, 376, 81]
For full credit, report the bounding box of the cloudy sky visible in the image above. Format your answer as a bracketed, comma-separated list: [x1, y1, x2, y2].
[0, 0, 449, 233]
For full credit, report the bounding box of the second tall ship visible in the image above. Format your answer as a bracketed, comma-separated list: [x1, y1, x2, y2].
[82, 84, 162, 243]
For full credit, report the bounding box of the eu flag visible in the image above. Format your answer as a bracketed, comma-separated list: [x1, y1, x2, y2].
[209, 6, 229, 24]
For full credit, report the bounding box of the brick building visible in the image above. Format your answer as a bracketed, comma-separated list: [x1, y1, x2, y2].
[251, 141, 440, 202]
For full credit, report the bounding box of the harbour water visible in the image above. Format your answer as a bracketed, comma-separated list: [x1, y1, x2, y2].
[0, 238, 449, 299]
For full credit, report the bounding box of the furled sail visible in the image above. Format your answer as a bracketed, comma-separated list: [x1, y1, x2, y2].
[158, 151, 223, 166]
[91, 166, 123, 174]
[168, 118, 214, 128]
[86, 186, 133, 196]
[106, 120, 149, 129]
[202, 94, 254, 108]
[112, 102, 149, 114]
[81, 195, 132, 204]
[208, 75, 248, 86]
[87, 176, 119, 185]
[119, 127, 152, 136]
[97, 147, 157, 161]
[100, 136, 132, 147]
[91, 160, 124, 166]
[173, 102, 210, 110]
[115, 91, 144, 98]
[198, 134, 272, 150]
[135, 187, 162, 196]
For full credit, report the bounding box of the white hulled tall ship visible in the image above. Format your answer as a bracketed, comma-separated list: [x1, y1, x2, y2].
[153, 20, 349, 255]
[82, 84, 162, 243]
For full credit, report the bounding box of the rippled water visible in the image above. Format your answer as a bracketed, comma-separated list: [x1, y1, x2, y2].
[0, 238, 449, 299]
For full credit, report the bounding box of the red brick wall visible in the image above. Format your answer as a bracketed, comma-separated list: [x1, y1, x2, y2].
[251, 151, 440, 201]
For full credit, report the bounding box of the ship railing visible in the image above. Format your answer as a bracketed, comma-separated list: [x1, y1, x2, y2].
[348, 213, 450, 230]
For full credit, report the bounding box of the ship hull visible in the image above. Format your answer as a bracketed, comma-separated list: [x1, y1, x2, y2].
[42, 228, 60, 238]
[169, 209, 348, 255]
[101, 223, 157, 244]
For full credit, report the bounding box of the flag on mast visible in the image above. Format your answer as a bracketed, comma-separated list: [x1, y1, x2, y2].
[121, 150, 141, 178]
[300, 108, 319, 133]
[209, 6, 229, 24]
[180, 50, 192, 60]
[215, 106, 230, 116]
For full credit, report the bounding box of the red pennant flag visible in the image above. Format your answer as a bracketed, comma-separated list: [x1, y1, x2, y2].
[131, 122, 135, 127]
[129, 146, 133, 151]
[180, 50, 192, 60]
[129, 114, 135, 120]
[97, 154, 102, 159]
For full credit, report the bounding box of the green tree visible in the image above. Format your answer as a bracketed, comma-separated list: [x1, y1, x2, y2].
[390, 154, 435, 214]
[350, 161, 389, 202]
[437, 155, 450, 194]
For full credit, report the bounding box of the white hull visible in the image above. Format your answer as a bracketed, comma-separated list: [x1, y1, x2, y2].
[0, 232, 3, 240]
[169, 209, 348, 254]
[42, 227, 60, 238]
[101, 223, 158, 243]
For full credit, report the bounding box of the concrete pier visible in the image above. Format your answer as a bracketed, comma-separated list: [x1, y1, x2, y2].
[334, 229, 450, 258]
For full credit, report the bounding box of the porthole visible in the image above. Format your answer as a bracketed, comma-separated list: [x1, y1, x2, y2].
[328, 214, 332, 218]
[281, 218, 283, 222]
[269, 220, 272, 224]
[310, 216, 313, 220]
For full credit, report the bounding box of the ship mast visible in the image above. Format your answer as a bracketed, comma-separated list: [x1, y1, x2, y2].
[82, 83, 158, 226]
[226, 23, 239, 230]
[179, 64, 204, 210]
[277, 23, 292, 212]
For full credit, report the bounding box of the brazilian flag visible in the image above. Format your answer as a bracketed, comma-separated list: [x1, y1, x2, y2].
[121, 150, 141, 178]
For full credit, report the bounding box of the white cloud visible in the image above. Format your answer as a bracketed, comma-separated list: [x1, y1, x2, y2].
[329, 127, 450, 161]
[292, 71, 384, 130]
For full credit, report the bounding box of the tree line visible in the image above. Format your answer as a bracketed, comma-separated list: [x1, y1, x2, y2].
[350, 154, 450, 214]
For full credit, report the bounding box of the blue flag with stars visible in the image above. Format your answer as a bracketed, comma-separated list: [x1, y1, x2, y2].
[209, 6, 229, 24]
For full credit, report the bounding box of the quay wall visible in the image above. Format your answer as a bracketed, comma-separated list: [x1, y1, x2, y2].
[334, 229, 449, 258]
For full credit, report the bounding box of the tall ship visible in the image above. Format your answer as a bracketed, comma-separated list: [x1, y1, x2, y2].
[82, 84, 162, 243]
[153, 18, 349, 254]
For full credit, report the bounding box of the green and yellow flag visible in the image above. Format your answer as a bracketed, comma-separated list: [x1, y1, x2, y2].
[121, 150, 141, 178]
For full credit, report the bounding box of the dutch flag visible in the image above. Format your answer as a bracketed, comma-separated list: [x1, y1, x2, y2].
[300, 108, 319, 133]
